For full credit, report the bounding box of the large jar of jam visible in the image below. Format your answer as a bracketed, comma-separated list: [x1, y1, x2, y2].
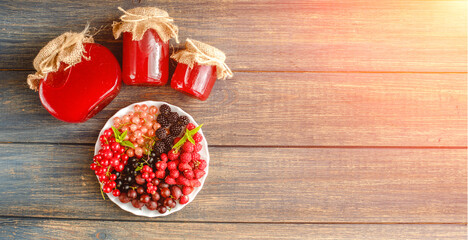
[27, 30, 121, 123]
[170, 39, 233, 101]
[113, 7, 178, 86]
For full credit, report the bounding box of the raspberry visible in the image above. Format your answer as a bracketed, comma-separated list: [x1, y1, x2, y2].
[182, 142, 195, 153]
[160, 153, 168, 162]
[180, 152, 192, 163]
[159, 104, 171, 115]
[169, 169, 180, 178]
[186, 123, 196, 130]
[182, 186, 194, 195]
[193, 132, 203, 142]
[195, 143, 202, 152]
[176, 176, 190, 186]
[189, 179, 201, 187]
[167, 161, 177, 170]
[193, 169, 206, 179]
[188, 161, 194, 169]
[156, 161, 167, 171]
[168, 149, 180, 161]
[192, 152, 200, 161]
[165, 176, 177, 185]
[179, 195, 189, 204]
[184, 170, 195, 180]
[173, 137, 182, 145]
[155, 128, 167, 140]
[198, 159, 207, 170]
[155, 170, 166, 179]
[179, 162, 191, 171]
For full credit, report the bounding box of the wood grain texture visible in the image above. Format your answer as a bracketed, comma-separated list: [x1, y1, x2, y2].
[1, 71, 466, 146]
[0, 0, 466, 72]
[0, 144, 465, 223]
[1, 218, 466, 240]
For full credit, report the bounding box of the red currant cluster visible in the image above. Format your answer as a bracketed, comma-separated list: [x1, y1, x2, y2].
[90, 128, 130, 197]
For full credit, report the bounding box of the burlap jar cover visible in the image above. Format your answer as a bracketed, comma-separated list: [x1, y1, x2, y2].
[171, 39, 233, 80]
[27, 26, 94, 91]
[112, 7, 178, 43]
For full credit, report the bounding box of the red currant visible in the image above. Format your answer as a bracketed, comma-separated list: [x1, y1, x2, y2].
[110, 174, 117, 181]
[108, 181, 116, 188]
[110, 158, 120, 167]
[112, 189, 121, 197]
[99, 135, 107, 144]
[142, 165, 152, 173]
[115, 163, 125, 172]
[111, 142, 121, 152]
[103, 129, 112, 138]
[101, 144, 110, 151]
[121, 154, 129, 161]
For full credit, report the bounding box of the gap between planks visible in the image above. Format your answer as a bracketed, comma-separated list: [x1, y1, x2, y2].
[0, 215, 466, 225]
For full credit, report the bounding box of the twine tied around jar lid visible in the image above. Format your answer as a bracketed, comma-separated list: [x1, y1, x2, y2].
[27, 25, 94, 91]
[112, 7, 179, 43]
[171, 39, 233, 80]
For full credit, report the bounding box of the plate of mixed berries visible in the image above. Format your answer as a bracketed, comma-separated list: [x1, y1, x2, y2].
[90, 101, 209, 217]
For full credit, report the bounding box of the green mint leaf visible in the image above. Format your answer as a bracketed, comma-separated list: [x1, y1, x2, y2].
[187, 134, 195, 144]
[120, 141, 134, 148]
[120, 130, 128, 142]
[189, 124, 203, 135]
[111, 126, 121, 140]
[172, 135, 187, 151]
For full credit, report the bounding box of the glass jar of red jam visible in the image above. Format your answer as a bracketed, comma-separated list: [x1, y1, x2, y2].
[171, 63, 217, 101]
[122, 29, 169, 86]
[113, 7, 179, 86]
[170, 39, 233, 101]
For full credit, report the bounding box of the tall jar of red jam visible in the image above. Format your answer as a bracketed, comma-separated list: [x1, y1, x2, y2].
[113, 7, 179, 86]
[170, 39, 233, 101]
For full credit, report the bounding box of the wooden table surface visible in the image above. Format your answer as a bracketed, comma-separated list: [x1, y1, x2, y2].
[0, 0, 467, 239]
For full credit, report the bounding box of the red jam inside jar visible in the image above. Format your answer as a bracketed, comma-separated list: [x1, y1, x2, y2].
[122, 29, 169, 85]
[170, 63, 217, 101]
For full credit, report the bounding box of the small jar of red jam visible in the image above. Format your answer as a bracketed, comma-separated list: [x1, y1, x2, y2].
[113, 7, 178, 86]
[170, 39, 233, 101]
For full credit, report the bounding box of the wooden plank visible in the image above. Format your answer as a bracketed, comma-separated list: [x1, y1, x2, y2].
[0, 144, 465, 223]
[0, 71, 466, 146]
[0, 0, 466, 72]
[0, 219, 466, 240]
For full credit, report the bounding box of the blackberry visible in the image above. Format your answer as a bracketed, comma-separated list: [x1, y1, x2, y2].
[178, 116, 190, 126]
[159, 104, 171, 115]
[157, 114, 170, 128]
[156, 128, 167, 139]
[164, 136, 174, 149]
[153, 140, 166, 154]
[170, 124, 183, 137]
[167, 112, 179, 124]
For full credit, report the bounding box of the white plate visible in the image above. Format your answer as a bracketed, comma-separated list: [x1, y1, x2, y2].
[94, 101, 209, 217]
